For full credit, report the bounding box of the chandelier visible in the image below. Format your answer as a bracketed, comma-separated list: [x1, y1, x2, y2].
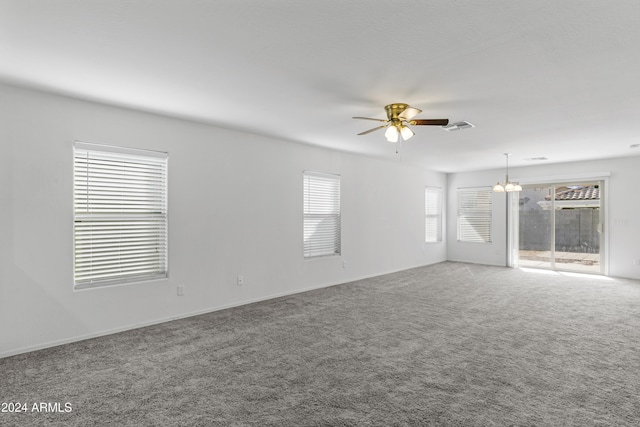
[493, 153, 522, 192]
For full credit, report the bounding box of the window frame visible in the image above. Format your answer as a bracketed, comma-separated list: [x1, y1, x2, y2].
[303, 171, 341, 259]
[73, 141, 169, 289]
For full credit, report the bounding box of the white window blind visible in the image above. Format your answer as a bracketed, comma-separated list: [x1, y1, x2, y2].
[457, 188, 492, 243]
[73, 142, 168, 288]
[303, 171, 341, 258]
[425, 187, 442, 243]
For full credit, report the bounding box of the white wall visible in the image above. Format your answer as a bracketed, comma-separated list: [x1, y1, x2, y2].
[447, 157, 640, 280]
[0, 83, 447, 357]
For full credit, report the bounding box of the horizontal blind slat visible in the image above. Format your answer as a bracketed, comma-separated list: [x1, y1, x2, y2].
[303, 171, 341, 258]
[425, 187, 442, 243]
[74, 143, 168, 287]
[457, 188, 492, 243]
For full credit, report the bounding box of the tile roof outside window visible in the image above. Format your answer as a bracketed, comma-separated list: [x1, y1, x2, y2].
[547, 185, 600, 201]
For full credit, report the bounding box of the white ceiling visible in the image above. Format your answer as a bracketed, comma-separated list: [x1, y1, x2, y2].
[2, 0, 640, 172]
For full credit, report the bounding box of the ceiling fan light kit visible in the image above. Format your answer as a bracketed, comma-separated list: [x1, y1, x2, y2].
[353, 103, 450, 145]
[493, 153, 522, 193]
[400, 125, 415, 140]
[385, 126, 399, 143]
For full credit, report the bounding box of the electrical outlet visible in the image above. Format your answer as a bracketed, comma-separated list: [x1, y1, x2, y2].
[177, 284, 184, 296]
[634, 259, 640, 266]
[342, 260, 347, 269]
[237, 275, 244, 286]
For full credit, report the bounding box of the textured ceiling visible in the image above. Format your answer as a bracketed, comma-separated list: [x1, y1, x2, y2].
[2, 0, 640, 172]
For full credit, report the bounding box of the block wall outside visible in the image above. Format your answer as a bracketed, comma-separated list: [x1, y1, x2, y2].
[519, 209, 600, 253]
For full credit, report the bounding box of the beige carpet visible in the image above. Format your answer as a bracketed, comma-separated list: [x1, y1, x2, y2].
[2, 262, 640, 426]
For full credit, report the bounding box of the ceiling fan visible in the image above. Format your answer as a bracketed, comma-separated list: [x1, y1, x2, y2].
[353, 103, 449, 142]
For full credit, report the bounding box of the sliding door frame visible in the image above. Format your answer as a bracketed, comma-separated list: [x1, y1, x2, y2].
[510, 172, 610, 275]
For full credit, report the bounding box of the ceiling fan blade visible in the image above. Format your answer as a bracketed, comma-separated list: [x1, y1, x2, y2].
[410, 119, 449, 126]
[353, 116, 388, 122]
[398, 106, 422, 121]
[358, 124, 388, 135]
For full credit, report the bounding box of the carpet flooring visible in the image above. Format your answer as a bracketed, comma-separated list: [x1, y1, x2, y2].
[2, 262, 640, 426]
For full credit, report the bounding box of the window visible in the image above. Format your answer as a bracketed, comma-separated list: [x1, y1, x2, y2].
[425, 187, 442, 243]
[457, 188, 492, 243]
[303, 171, 341, 258]
[73, 142, 168, 289]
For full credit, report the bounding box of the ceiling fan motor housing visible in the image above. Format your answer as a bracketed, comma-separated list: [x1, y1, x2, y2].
[384, 103, 410, 121]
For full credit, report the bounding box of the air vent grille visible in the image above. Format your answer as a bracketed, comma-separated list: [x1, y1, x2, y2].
[442, 121, 475, 131]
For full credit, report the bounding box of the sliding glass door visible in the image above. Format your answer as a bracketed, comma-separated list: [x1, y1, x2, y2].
[518, 186, 554, 269]
[518, 181, 603, 274]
